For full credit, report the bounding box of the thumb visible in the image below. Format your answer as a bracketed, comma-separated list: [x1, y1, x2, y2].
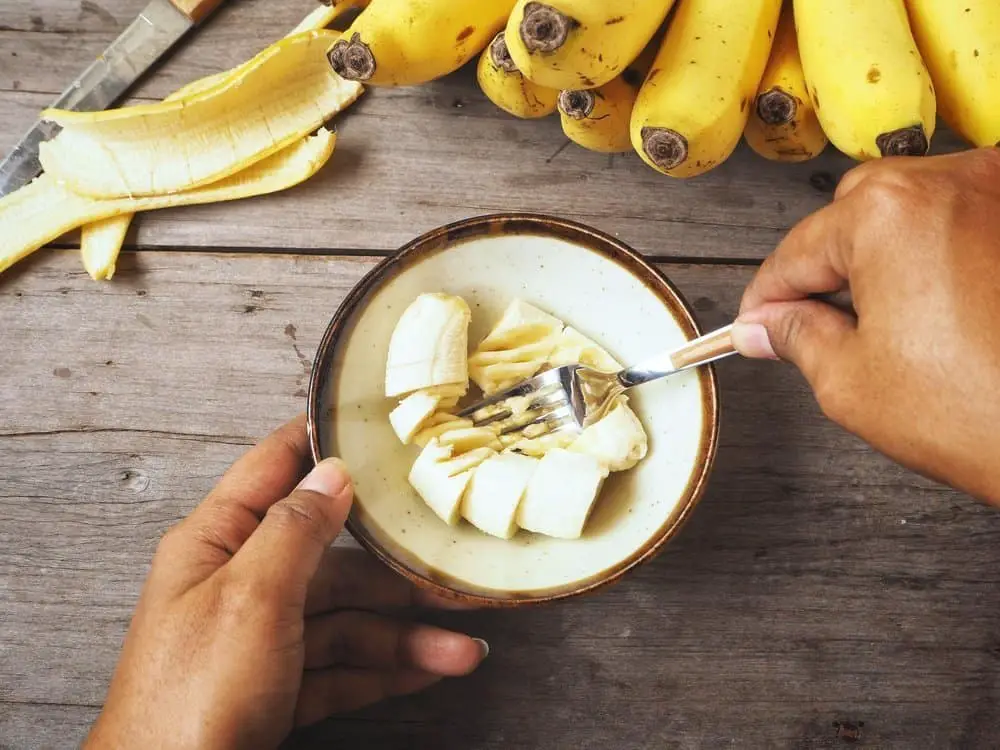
[732, 300, 857, 389]
[228, 458, 354, 609]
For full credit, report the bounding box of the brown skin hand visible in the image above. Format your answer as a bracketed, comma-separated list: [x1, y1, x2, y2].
[734, 148, 1000, 506]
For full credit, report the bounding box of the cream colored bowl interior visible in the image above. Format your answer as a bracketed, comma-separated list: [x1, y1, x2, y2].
[317, 230, 710, 599]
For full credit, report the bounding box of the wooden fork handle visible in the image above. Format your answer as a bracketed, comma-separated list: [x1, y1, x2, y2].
[670, 324, 736, 371]
[169, 0, 226, 23]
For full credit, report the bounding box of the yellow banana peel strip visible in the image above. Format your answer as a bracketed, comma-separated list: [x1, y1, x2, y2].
[76, 4, 359, 281]
[39, 30, 359, 199]
[0, 129, 336, 275]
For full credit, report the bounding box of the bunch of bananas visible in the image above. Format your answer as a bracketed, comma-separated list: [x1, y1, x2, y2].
[332, 0, 999, 175]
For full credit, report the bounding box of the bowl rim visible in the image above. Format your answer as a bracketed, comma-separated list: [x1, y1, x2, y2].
[307, 212, 720, 607]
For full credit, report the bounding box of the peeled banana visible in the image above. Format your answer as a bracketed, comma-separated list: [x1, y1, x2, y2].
[631, 0, 781, 178]
[478, 31, 560, 118]
[794, 0, 936, 160]
[906, 0, 1000, 148]
[327, 0, 516, 86]
[505, 0, 675, 90]
[516, 448, 606, 539]
[557, 37, 655, 153]
[389, 391, 442, 444]
[469, 299, 563, 394]
[462, 452, 538, 539]
[570, 400, 648, 472]
[39, 30, 361, 199]
[385, 293, 472, 398]
[743, 4, 827, 163]
[0, 130, 337, 275]
[409, 440, 496, 525]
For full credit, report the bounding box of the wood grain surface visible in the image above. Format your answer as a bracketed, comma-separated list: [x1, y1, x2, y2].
[3, 251, 1000, 749]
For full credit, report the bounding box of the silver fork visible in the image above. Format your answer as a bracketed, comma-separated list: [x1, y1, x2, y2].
[457, 324, 736, 441]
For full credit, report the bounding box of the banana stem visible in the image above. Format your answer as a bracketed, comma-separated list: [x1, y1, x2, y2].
[756, 88, 797, 126]
[328, 32, 376, 80]
[519, 2, 577, 53]
[875, 125, 930, 156]
[640, 127, 689, 171]
[489, 32, 518, 73]
[558, 90, 594, 119]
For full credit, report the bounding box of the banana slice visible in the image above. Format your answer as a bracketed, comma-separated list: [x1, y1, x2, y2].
[413, 414, 474, 447]
[462, 452, 539, 539]
[385, 293, 471, 398]
[389, 391, 442, 444]
[0, 129, 337, 275]
[469, 299, 564, 394]
[516, 449, 607, 539]
[438, 426, 504, 453]
[570, 400, 648, 472]
[547, 326, 621, 372]
[39, 31, 362, 199]
[409, 440, 497, 525]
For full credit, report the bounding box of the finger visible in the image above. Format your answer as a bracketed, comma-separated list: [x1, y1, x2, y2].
[303, 610, 488, 674]
[739, 199, 855, 315]
[735, 300, 858, 419]
[306, 548, 474, 615]
[295, 668, 442, 726]
[150, 416, 312, 594]
[227, 458, 354, 611]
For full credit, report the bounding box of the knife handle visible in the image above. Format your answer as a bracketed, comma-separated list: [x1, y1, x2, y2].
[170, 0, 226, 23]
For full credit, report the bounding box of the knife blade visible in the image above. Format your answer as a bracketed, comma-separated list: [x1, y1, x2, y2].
[0, 0, 225, 198]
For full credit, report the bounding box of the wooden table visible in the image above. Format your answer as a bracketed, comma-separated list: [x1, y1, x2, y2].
[3, 2, 999, 747]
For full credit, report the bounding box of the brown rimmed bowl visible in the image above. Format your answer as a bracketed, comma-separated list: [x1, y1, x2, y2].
[307, 214, 719, 607]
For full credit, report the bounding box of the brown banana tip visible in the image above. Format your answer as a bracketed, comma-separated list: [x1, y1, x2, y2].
[875, 125, 929, 157]
[328, 32, 375, 81]
[558, 90, 595, 119]
[641, 127, 688, 171]
[490, 32, 518, 73]
[520, 2, 578, 54]
[756, 88, 797, 126]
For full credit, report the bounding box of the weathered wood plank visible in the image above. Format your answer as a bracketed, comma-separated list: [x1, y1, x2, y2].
[0, 0, 968, 260]
[2, 251, 999, 748]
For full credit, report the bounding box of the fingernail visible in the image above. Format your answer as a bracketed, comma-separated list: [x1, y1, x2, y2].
[731, 321, 778, 360]
[473, 638, 490, 659]
[298, 457, 352, 497]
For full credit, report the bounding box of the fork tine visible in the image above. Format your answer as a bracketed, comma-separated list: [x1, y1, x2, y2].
[498, 403, 576, 437]
[457, 367, 565, 422]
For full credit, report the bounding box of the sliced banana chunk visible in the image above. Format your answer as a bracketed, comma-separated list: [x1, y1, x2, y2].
[413, 414, 474, 448]
[408, 440, 496, 525]
[470, 299, 564, 395]
[385, 293, 471, 398]
[437, 426, 503, 453]
[570, 401, 648, 472]
[462, 453, 539, 539]
[517, 449, 607, 540]
[547, 326, 621, 372]
[389, 391, 441, 444]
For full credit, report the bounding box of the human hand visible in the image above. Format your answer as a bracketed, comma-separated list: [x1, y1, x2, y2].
[84, 415, 487, 750]
[732, 147, 1000, 504]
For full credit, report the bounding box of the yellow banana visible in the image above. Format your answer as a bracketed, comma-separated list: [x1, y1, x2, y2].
[77, 4, 361, 281]
[794, 0, 936, 160]
[39, 30, 361, 199]
[1, 130, 336, 275]
[744, 4, 827, 163]
[477, 31, 559, 118]
[906, 0, 1000, 147]
[630, 0, 781, 177]
[557, 34, 657, 153]
[504, 0, 675, 90]
[327, 0, 516, 86]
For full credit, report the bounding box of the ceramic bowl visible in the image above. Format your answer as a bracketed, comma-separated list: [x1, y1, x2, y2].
[307, 214, 719, 606]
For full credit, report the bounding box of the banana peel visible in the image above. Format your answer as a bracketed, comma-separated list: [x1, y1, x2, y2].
[0, 129, 336, 275]
[38, 30, 361, 199]
[75, 2, 363, 281]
